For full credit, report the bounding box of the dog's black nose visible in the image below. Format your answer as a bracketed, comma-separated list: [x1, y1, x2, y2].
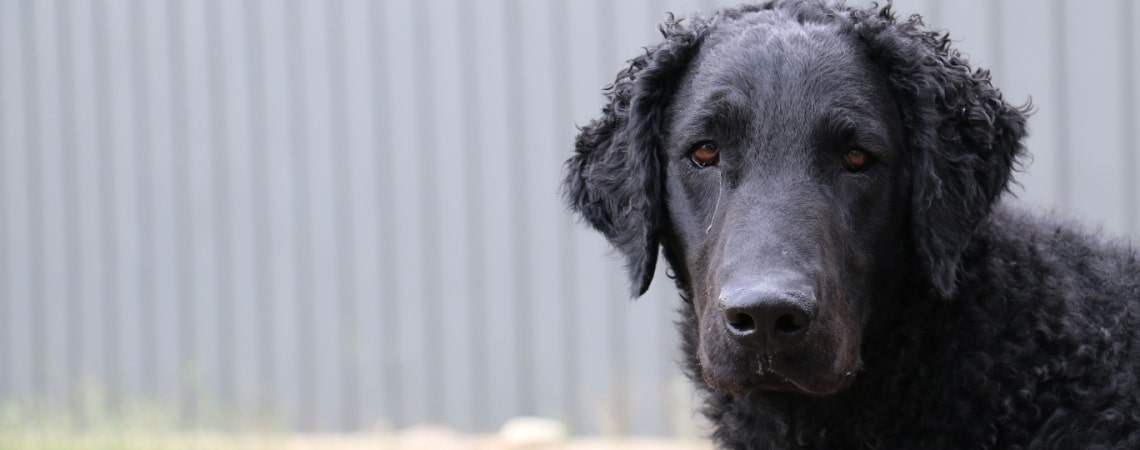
[720, 287, 814, 351]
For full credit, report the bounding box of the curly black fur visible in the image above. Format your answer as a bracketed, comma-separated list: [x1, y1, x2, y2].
[564, 0, 1140, 448]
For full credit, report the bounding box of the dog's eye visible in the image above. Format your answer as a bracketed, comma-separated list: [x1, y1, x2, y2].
[690, 142, 720, 167]
[842, 149, 873, 172]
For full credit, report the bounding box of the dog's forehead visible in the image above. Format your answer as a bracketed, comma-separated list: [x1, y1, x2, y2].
[684, 18, 880, 113]
[665, 15, 899, 162]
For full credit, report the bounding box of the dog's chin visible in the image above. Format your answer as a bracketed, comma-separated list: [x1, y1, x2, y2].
[698, 345, 859, 397]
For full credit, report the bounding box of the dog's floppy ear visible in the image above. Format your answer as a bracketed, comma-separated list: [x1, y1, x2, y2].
[856, 8, 1029, 298]
[563, 17, 704, 297]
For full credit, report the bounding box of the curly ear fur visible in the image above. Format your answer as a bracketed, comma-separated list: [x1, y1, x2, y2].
[854, 7, 1030, 298]
[562, 16, 706, 297]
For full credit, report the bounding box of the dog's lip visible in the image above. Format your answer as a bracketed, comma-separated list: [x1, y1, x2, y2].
[750, 374, 809, 394]
[752, 355, 856, 396]
[751, 370, 850, 396]
[754, 365, 817, 394]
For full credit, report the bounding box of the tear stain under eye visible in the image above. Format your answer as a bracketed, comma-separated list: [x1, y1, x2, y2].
[706, 174, 723, 235]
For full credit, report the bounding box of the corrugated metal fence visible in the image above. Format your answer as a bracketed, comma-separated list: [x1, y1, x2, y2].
[0, 0, 1136, 436]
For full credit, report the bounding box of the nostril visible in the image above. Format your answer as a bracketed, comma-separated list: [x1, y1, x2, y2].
[719, 285, 815, 349]
[774, 312, 807, 335]
[725, 310, 757, 334]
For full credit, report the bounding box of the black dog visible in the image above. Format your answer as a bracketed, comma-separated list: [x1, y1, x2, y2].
[563, 1, 1140, 448]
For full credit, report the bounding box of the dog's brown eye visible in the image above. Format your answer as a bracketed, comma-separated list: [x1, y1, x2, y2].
[842, 149, 873, 172]
[690, 142, 720, 167]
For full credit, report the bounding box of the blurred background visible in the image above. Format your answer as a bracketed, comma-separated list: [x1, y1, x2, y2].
[0, 0, 1136, 443]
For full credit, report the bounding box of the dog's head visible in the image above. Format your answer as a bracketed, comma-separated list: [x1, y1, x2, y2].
[563, 1, 1027, 396]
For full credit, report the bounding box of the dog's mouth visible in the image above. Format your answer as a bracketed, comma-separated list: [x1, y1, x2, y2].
[753, 353, 805, 392]
[698, 321, 862, 396]
[699, 352, 825, 395]
[751, 352, 858, 395]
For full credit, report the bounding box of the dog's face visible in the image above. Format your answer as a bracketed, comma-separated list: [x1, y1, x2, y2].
[663, 22, 906, 395]
[564, 1, 1026, 399]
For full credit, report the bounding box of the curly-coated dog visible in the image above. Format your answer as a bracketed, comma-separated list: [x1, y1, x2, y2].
[563, 1, 1140, 448]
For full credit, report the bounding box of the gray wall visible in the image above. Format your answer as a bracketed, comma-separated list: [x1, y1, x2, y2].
[0, 0, 1136, 436]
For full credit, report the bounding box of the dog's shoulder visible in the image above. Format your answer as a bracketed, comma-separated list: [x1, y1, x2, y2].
[977, 204, 1140, 283]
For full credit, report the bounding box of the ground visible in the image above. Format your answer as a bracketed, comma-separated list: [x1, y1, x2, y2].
[0, 426, 712, 450]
